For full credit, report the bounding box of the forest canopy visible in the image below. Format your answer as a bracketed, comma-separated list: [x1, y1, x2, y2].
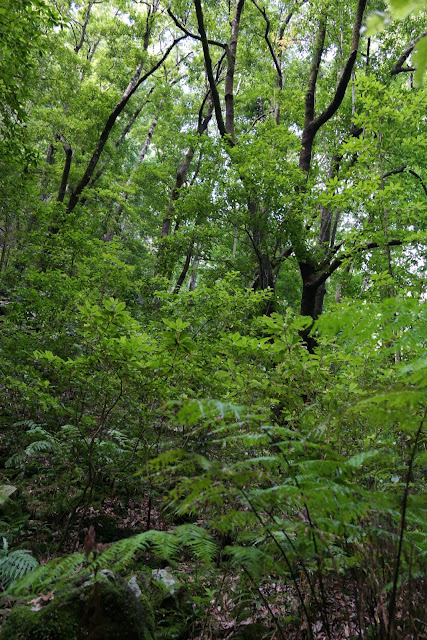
[0, 0, 426, 638]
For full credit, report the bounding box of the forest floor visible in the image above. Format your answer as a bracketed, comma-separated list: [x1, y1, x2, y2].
[2, 491, 420, 640]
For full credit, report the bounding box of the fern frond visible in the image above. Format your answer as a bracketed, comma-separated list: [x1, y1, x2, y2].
[6, 439, 57, 467]
[91, 532, 154, 573]
[9, 553, 85, 596]
[174, 525, 218, 564]
[225, 545, 267, 578]
[12, 420, 41, 429]
[0, 549, 39, 588]
[8, 525, 217, 596]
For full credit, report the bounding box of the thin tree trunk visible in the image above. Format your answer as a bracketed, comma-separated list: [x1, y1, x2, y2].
[224, 0, 245, 141]
[161, 147, 196, 239]
[57, 137, 73, 203]
[65, 34, 185, 215]
[189, 242, 201, 290]
[40, 143, 56, 201]
[104, 110, 160, 241]
[74, 2, 94, 54]
[231, 224, 238, 260]
[156, 97, 213, 278]
[174, 243, 194, 294]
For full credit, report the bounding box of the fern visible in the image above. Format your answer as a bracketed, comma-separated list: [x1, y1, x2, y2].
[224, 545, 268, 579]
[174, 525, 219, 564]
[5, 425, 58, 468]
[8, 552, 86, 595]
[8, 526, 218, 597]
[0, 539, 39, 588]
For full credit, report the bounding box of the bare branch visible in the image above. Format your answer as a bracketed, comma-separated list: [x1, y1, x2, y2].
[300, 0, 367, 173]
[66, 35, 186, 214]
[167, 7, 227, 49]
[391, 31, 427, 75]
[194, 0, 227, 138]
[383, 166, 427, 196]
[251, 0, 282, 87]
[316, 239, 404, 286]
[57, 136, 73, 203]
[74, 2, 94, 54]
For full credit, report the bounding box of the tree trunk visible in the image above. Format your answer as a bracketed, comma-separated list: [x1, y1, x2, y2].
[104, 110, 160, 241]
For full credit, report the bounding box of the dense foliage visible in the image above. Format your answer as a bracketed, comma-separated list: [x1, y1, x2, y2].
[0, 0, 426, 638]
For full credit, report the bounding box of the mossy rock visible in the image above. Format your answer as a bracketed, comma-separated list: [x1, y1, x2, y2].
[127, 571, 192, 640]
[0, 574, 155, 640]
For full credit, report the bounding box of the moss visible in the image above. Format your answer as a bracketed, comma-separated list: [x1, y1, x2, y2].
[0, 576, 155, 640]
[137, 591, 155, 634]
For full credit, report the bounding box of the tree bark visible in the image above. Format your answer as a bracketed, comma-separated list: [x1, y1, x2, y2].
[225, 0, 245, 142]
[57, 137, 73, 203]
[104, 110, 160, 241]
[65, 35, 186, 215]
[156, 98, 213, 277]
[299, 0, 367, 173]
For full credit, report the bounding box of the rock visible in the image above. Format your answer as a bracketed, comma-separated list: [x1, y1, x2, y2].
[0, 575, 155, 640]
[81, 569, 115, 589]
[151, 568, 178, 595]
[99, 569, 115, 582]
[127, 575, 142, 598]
[0, 486, 18, 509]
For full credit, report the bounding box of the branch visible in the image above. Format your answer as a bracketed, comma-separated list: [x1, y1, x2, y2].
[251, 0, 282, 87]
[243, 109, 273, 134]
[315, 239, 404, 286]
[272, 245, 293, 268]
[167, 8, 227, 49]
[407, 169, 427, 196]
[382, 165, 427, 196]
[160, 96, 213, 240]
[74, 2, 94, 54]
[87, 37, 100, 62]
[391, 31, 427, 75]
[299, 0, 367, 173]
[299, 13, 327, 171]
[391, 66, 416, 75]
[305, 13, 327, 128]
[57, 136, 73, 203]
[198, 92, 214, 134]
[311, 0, 367, 133]
[194, 0, 227, 138]
[88, 95, 152, 189]
[66, 35, 186, 214]
[173, 242, 194, 294]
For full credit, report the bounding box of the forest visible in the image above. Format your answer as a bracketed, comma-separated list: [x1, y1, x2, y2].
[0, 0, 426, 638]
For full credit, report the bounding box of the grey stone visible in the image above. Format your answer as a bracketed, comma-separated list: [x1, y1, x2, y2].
[0, 486, 18, 508]
[151, 568, 178, 595]
[127, 575, 142, 598]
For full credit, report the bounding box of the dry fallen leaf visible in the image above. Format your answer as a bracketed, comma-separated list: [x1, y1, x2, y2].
[29, 592, 54, 611]
[84, 525, 96, 558]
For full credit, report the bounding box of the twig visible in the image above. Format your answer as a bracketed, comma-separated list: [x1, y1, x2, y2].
[386, 411, 425, 640]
